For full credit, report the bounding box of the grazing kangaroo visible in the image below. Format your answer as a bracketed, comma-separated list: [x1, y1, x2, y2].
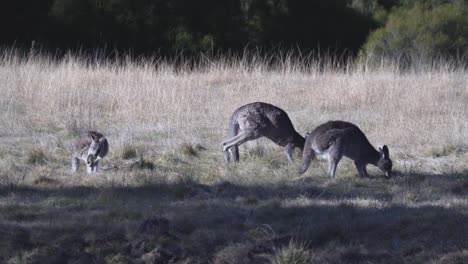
[72, 131, 109, 174]
[222, 102, 305, 162]
[298, 121, 392, 178]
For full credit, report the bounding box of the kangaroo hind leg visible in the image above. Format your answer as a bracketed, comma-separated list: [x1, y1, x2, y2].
[222, 132, 245, 146]
[327, 144, 344, 178]
[223, 130, 260, 152]
[224, 122, 241, 163]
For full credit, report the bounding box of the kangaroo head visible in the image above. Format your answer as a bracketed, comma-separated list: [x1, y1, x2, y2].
[88, 132, 104, 157]
[377, 145, 392, 177]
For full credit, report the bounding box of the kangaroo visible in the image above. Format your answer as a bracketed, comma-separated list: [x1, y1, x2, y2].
[71, 131, 109, 174]
[298, 120, 392, 178]
[222, 102, 305, 163]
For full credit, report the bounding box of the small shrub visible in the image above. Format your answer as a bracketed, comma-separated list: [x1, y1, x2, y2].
[129, 157, 155, 170]
[270, 241, 312, 264]
[33, 176, 59, 185]
[181, 143, 198, 157]
[139, 158, 155, 170]
[362, 3, 468, 63]
[195, 144, 207, 151]
[26, 148, 47, 165]
[121, 146, 138, 160]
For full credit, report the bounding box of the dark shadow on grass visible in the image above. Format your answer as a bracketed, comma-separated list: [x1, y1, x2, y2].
[0, 172, 467, 263]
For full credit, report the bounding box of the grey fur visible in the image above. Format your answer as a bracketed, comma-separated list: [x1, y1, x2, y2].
[222, 102, 305, 163]
[71, 131, 109, 174]
[298, 121, 392, 178]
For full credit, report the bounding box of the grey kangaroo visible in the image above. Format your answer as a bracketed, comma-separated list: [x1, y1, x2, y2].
[222, 102, 305, 162]
[72, 131, 109, 174]
[298, 121, 392, 178]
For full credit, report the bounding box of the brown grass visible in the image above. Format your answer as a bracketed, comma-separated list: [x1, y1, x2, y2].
[0, 51, 467, 263]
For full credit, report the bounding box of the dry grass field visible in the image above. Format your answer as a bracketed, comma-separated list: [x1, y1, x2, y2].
[0, 51, 467, 263]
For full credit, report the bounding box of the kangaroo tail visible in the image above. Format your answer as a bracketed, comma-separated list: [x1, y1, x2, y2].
[229, 120, 240, 162]
[224, 119, 240, 162]
[298, 132, 315, 175]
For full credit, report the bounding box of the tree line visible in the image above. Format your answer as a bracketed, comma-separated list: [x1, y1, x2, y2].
[0, 0, 466, 61]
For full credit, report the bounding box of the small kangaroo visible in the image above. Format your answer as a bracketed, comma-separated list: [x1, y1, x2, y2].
[72, 131, 109, 174]
[222, 102, 305, 162]
[298, 120, 392, 178]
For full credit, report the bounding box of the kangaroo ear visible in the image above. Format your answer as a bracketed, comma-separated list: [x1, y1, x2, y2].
[99, 136, 106, 143]
[382, 145, 389, 158]
[90, 132, 101, 142]
[379, 147, 385, 158]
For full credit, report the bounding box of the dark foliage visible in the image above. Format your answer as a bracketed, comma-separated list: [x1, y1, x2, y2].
[0, 0, 465, 60]
[0, 0, 376, 57]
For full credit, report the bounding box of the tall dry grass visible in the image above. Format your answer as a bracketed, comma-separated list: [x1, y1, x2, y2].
[0, 50, 466, 156]
[1, 50, 467, 263]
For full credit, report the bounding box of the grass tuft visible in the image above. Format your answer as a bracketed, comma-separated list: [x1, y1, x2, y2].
[121, 146, 138, 160]
[437, 250, 468, 264]
[136, 157, 155, 170]
[270, 241, 312, 264]
[33, 176, 59, 185]
[26, 148, 47, 165]
[246, 144, 266, 159]
[213, 243, 251, 264]
[181, 143, 198, 157]
[426, 145, 464, 158]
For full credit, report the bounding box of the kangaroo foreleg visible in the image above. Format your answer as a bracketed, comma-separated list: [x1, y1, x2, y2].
[284, 143, 295, 163]
[354, 161, 369, 177]
[328, 158, 339, 178]
[71, 156, 79, 173]
[92, 161, 99, 173]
